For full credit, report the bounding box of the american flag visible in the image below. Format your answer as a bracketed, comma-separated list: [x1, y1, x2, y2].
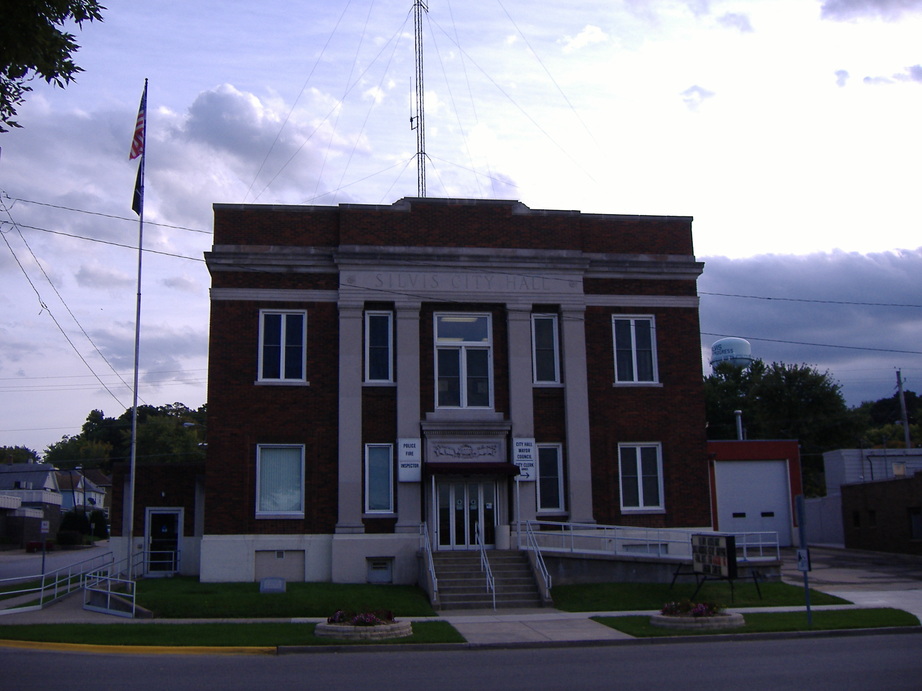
[129, 82, 147, 160]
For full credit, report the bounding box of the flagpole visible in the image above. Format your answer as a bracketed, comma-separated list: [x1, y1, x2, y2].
[127, 78, 147, 580]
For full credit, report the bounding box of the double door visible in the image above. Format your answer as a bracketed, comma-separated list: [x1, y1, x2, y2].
[436, 479, 496, 550]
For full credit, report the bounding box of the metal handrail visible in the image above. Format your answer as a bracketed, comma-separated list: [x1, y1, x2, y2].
[475, 521, 495, 610]
[82, 550, 145, 617]
[146, 548, 181, 574]
[0, 550, 114, 616]
[419, 522, 438, 602]
[526, 521, 780, 561]
[524, 521, 552, 600]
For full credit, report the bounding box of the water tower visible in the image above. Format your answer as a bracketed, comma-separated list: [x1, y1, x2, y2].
[710, 337, 754, 369]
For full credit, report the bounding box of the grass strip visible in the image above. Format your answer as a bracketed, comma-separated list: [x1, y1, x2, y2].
[135, 578, 436, 618]
[0, 621, 462, 647]
[552, 581, 848, 612]
[593, 608, 920, 637]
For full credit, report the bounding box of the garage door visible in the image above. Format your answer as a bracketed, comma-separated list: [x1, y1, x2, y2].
[714, 460, 792, 546]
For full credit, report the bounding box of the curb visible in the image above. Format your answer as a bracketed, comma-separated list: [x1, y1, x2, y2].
[0, 639, 276, 656]
[2, 624, 920, 656]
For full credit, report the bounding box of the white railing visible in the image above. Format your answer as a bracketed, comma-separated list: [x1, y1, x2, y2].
[83, 550, 145, 617]
[728, 531, 781, 562]
[146, 549, 181, 574]
[523, 520, 552, 600]
[418, 522, 439, 604]
[0, 551, 114, 616]
[475, 522, 496, 610]
[525, 521, 780, 562]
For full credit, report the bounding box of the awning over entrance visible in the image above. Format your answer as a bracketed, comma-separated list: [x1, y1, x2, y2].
[425, 462, 520, 476]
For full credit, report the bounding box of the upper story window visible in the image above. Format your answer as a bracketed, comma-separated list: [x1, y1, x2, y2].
[435, 313, 492, 408]
[259, 310, 306, 383]
[532, 314, 560, 384]
[618, 443, 664, 512]
[256, 444, 305, 518]
[612, 316, 658, 384]
[365, 311, 393, 383]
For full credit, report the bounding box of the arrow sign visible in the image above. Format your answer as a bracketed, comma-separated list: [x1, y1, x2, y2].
[513, 437, 536, 482]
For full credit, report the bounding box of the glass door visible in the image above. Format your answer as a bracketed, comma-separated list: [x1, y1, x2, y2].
[146, 509, 181, 573]
[436, 479, 496, 550]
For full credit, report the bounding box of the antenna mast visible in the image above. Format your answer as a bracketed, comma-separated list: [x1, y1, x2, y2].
[412, 0, 427, 197]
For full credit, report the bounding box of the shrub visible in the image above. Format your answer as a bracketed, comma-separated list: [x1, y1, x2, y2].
[56, 530, 85, 547]
[60, 510, 91, 535]
[660, 599, 724, 617]
[326, 609, 396, 626]
[89, 510, 109, 539]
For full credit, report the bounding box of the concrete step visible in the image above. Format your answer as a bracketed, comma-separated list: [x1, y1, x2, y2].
[432, 549, 543, 609]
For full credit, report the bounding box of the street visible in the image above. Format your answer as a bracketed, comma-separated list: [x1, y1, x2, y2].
[0, 543, 112, 582]
[4, 632, 921, 690]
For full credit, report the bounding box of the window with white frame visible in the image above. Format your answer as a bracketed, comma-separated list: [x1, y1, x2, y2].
[259, 311, 306, 382]
[256, 445, 304, 517]
[612, 316, 658, 384]
[618, 443, 664, 511]
[365, 311, 393, 383]
[435, 313, 492, 408]
[365, 444, 394, 513]
[537, 444, 565, 512]
[532, 314, 560, 384]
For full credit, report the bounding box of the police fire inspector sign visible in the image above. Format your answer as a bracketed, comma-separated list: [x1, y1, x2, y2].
[397, 438, 421, 482]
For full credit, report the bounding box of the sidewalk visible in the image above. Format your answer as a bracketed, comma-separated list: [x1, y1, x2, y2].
[1, 545, 920, 646]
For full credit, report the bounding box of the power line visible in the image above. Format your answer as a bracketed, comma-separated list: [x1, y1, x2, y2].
[13, 222, 205, 262]
[702, 332, 922, 356]
[4, 193, 210, 234]
[701, 291, 921, 309]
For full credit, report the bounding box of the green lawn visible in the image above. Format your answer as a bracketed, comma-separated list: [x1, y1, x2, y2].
[0, 621, 462, 647]
[551, 580, 849, 612]
[135, 577, 437, 619]
[593, 608, 920, 637]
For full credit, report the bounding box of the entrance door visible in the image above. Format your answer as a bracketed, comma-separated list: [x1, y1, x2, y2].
[146, 509, 181, 573]
[436, 480, 496, 550]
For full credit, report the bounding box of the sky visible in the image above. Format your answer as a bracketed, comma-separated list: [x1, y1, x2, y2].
[1, 0, 921, 455]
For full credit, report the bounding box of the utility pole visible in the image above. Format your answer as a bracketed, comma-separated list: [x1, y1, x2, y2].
[897, 370, 912, 449]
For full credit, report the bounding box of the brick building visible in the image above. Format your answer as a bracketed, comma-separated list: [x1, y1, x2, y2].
[196, 197, 711, 583]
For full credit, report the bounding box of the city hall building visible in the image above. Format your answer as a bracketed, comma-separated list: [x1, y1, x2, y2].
[195, 197, 711, 583]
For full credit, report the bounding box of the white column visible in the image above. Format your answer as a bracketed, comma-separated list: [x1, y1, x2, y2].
[507, 305, 537, 539]
[395, 301, 422, 532]
[561, 305, 594, 523]
[336, 303, 364, 533]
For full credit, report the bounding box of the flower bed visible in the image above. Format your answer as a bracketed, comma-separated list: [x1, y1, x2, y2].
[650, 599, 745, 630]
[314, 609, 413, 641]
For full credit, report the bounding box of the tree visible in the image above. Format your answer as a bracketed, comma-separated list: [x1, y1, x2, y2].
[704, 360, 859, 496]
[43, 402, 206, 472]
[0, 445, 40, 464]
[0, 1, 105, 132]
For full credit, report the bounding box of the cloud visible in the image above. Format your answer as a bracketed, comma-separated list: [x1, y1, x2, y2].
[681, 85, 716, 110]
[75, 263, 133, 291]
[835, 69, 850, 86]
[560, 25, 609, 53]
[862, 64, 922, 84]
[717, 13, 754, 32]
[700, 249, 922, 405]
[820, 0, 922, 21]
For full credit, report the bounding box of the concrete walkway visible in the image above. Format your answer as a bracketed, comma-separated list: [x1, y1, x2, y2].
[1, 545, 921, 646]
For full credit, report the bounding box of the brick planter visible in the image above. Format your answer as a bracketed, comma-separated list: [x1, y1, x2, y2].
[314, 620, 413, 640]
[649, 612, 745, 630]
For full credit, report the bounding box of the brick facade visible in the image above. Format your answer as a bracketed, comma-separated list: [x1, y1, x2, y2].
[842, 473, 922, 556]
[198, 197, 711, 582]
